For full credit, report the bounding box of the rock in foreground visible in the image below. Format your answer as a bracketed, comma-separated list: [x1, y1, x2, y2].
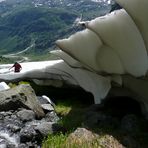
[0, 84, 45, 118]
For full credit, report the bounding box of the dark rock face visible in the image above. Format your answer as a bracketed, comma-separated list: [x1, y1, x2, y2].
[0, 84, 61, 148]
[81, 103, 147, 148]
[120, 114, 139, 133]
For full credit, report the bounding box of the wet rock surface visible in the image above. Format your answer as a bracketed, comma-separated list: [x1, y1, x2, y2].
[0, 84, 60, 148]
[0, 107, 60, 148]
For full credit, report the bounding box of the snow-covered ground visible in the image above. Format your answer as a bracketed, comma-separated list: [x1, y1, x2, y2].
[0, 60, 111, 104]
[0, 60, 62, 74]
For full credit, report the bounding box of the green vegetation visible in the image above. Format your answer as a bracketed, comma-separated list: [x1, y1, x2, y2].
[0, 6, 77, 56]
[8, 81, 30, 88]
[41, 97, 122, 148]
[42, 98, 92, 148]
[0, 56, 15, 64]
[40, 88, 148, 148]
[26, 52, 60, 61]
[42, 132, 68, 148]
[42, 132, 103, 148]
[55, 99, 88, 130]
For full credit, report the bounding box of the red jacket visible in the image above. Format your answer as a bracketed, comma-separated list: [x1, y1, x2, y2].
[12, 63, 22, 72]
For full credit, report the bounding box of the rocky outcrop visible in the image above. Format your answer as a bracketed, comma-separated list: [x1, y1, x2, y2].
[0, 84, 45, 118]
[66, 128, 99, 146]
[65, 128, 124, 148]
[0, 109, 60, 148]
[0, 84, 61, 148]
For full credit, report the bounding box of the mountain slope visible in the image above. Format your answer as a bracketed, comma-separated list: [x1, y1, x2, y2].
[0, 6, 77, 55]
[0, 0, 111, 57]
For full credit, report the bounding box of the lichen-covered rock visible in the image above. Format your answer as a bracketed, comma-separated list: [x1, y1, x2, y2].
[65, 128, 99, 146]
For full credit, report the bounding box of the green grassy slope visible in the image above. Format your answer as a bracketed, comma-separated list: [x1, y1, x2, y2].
[0, 6, 77, 55]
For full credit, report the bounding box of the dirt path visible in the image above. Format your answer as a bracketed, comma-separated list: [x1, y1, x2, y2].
[2, 44, 35, 62]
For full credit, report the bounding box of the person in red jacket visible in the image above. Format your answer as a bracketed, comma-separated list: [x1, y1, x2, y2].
[9, 62, 22, 73]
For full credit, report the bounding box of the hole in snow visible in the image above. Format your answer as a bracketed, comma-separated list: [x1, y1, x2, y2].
[103, 96, 142, 118]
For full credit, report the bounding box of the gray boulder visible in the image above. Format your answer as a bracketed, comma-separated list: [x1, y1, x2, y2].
[35, 121, 53, 137]
[41, 104, 54, 112]
[0, 84, 45, 118]
[35, 122, 64, 137]
[17, 109, 35, 122]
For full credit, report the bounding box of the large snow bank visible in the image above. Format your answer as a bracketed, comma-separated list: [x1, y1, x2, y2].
[116, 0, 148, 52]
[86, 9, 148, 76]
[56, 29, 103, 72]
[57, 9, 148, 77]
